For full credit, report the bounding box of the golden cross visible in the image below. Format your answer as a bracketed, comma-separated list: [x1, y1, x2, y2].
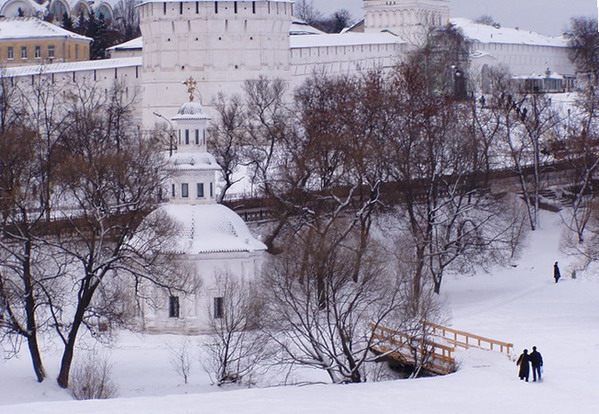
[182, 76, 197, 102]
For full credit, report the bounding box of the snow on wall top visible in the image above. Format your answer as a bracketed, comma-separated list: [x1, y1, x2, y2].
[2, 56, 142, 77]
[107, 36, 143, 52]
[108, 20, 326, 52]
[290, 19, 324, 36]
[0, 17, 92, 41]
[451, 18, 569, 48]
[158, 203, 267, 254]
[290, 32, 405, 49]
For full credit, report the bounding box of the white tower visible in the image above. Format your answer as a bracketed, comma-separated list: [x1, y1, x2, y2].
[143, 81, 266, 334]
[139, 0, 294, 129]
[167, 77, 220, 204]
[363, 0, 450, 46]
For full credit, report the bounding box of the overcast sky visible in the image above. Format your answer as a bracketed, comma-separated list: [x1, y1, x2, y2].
[312, 0, 598, 36]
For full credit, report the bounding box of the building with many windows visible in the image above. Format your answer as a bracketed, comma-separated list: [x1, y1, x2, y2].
[0, 17, 91, 66]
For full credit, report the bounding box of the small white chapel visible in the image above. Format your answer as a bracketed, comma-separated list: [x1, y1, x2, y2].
[141, 79, 267, 334]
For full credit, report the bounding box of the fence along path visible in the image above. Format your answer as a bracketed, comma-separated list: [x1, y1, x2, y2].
[370, 322, 513, 375]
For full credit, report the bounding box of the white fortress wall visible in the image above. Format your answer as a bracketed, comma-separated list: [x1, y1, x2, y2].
[139, 0, 293, 129]
[289, 33, 407, 86]
[471, 42, 574, 76]
[3, 57, 144, 125]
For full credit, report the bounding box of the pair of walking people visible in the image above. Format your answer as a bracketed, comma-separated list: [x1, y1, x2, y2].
[516, 346, 543, 382]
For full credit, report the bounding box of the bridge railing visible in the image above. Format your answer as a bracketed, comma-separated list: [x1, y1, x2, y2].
[369, 324, 456, 375]
[424, 322, 514, 357]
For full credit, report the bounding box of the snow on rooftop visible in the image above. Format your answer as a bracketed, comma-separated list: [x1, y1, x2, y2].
[290, 32, 405, 49]
[2, 57, 142, 77]
[0, 17, 92, 41]
[167, 152, 221, 172]
[107, 36, 143, 51]
[158, 203, 266, 254]
[290, 19, 324, 36]
[451, 18, 568, 48]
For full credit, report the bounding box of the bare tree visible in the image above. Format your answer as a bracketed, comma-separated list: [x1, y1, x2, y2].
[474, 15, 500, 27]
[169, 338, 194, 385]
[113, 0, 141, 42]
[208, 94, 247, 202]
[261, 231, 410, 384]
[386, 59, 516, 295]
[294, 0, 323, 27]
[68, 351, 118, 400]
[202, 272, 270, 386]
[30, 82, 188, 389]
[557, 17, 599, 243]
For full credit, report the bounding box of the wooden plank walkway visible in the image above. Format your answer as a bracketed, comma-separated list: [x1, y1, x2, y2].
[370, 322, 513, 375]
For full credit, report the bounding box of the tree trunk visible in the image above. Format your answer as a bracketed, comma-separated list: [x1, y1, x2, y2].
[56, 285, 96, 389]
[23, 240, 46, 382]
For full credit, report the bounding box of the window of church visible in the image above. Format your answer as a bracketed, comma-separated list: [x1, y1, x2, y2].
[213, 297, 224, 319]
[182, 183, 189, 198]
[169, 296, 180, 318]
[197, 183, 204, 197]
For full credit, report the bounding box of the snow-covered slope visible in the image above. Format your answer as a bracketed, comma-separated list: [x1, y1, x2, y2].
[2, 212, 598, 413]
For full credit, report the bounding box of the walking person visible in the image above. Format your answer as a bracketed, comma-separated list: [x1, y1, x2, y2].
[529, 346, 543, 382]
[554, 262, 561, 283]
[516, 349, 530, 382]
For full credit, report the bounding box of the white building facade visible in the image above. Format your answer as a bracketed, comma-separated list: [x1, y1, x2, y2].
[2, 0, 577, 127]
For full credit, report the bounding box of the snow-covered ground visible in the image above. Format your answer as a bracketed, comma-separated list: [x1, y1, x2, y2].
[2, 211, 598, 413]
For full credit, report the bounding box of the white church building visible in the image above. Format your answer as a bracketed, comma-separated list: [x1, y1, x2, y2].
[142, 82, 266, 334]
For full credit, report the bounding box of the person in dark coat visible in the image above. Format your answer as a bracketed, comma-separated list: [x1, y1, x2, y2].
[516, 349, 530, 382]
[529, 346, 543, 382]
[554, 262, 561, 283]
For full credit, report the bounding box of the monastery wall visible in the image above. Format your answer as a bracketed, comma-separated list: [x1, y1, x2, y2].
[289, 41, 406, 87]
[471, 43, 574, 76]
[139, 0, 293, 128]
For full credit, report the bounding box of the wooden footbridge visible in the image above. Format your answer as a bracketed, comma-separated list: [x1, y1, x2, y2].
[370, 322, 513, 375]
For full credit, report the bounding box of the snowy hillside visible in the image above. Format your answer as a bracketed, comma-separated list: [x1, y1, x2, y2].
[2, 211, 599, 413]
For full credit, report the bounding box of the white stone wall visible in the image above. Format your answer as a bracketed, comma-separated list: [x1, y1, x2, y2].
[289, 42, 406, 88]
[471, 42, 574, 77]
[139, 0, 293, 128]
[142, 251, 264, 334]
[364, 0, 450, 45]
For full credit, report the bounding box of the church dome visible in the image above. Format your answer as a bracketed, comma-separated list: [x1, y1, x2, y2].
[172, 101, 211, 121]
[157, 203, 267, 254]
